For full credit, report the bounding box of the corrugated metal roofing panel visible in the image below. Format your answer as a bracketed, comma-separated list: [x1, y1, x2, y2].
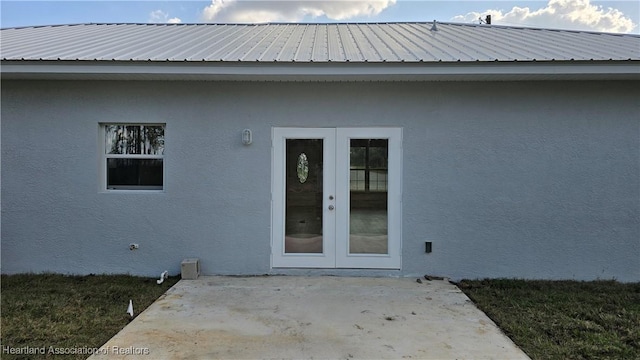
[354, 24, 374, 60]
[259, 24, 294, 61]
[367, 23, 418, 61]
[292, 24, 315, 62]
[311, 25, 329, 61]
[2, 22, 639, 63]
[358, 24, 393, 61]
[335, 24, 360, 61]
[399, 23, 464, 61]
[190, 24, 245, 60]
[387, 24, 440, 61]
[326, 24, 344, 61]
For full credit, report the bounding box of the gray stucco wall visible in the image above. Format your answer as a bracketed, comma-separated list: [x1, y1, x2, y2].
[2, 80, 638, 281]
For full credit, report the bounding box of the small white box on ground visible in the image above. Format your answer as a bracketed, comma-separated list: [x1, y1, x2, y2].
[181, 258, 200, 280]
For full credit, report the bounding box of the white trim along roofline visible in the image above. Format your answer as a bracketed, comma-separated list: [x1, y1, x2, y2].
[2, 60, 639, 81]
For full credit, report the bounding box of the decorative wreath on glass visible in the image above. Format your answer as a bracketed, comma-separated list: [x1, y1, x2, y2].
[297, 153, 309, 183]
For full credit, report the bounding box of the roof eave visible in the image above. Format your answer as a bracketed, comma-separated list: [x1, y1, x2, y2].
[1, 60, 639, 81]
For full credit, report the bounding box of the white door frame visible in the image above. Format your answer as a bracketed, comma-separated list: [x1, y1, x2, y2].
[271, 127, 402, 269]
[335, 127, 402, 269]
[272, 128, 336, 268]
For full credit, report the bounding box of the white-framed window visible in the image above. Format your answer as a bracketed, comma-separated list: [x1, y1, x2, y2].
[100, 124, 165, 191]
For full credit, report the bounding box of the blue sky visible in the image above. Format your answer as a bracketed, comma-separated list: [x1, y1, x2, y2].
[1, 1, 638, 33]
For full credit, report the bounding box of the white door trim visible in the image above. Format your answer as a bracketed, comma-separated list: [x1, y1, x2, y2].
[335, 127, 402, 269]
[271, 127, 402, 269]
[271, 128, 336, 268]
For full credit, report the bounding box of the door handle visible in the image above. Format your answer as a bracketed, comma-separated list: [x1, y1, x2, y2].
[328, 205, 335, 210]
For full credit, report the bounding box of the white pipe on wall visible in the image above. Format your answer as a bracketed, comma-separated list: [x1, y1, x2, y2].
[156, 270, 169, 284]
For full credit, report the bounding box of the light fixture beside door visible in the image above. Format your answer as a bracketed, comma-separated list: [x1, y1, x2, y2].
[242, 129, 252, 145]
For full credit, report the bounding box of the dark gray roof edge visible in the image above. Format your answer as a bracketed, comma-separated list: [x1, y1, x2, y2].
[3, 59, 640, 64]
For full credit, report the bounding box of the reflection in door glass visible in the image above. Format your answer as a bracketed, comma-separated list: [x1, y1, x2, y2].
[285, 139, 323, 253]
[349, 139, 388, 254]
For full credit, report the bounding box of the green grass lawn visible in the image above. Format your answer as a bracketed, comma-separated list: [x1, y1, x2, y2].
[458, 279, 640, 360]
[1, 274, 179, 360]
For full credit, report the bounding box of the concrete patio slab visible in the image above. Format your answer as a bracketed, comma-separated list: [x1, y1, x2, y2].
[90, 276, 530, 360]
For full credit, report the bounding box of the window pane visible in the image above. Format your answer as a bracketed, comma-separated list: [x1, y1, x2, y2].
[105, 125, 164, 155]
[349, 139, 388, 192]
[349, 139, 388, 254]
[107, 159, 163, 189]
[285, 139, 323, 254]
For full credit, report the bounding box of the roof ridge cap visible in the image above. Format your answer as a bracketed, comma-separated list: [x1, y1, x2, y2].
[2, 22, 638, 37]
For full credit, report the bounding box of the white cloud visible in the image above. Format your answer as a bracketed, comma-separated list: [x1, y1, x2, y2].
[201, 0, 396, 23]
[202, 0, 233, 20]
[451, 0, 636, 33]
[149, 9, 182, 24]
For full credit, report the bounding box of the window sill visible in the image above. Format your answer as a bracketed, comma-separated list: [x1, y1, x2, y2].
[101, 189, 165, 194]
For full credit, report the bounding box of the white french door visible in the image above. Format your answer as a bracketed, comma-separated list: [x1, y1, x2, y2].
[272, 127, 402, 269]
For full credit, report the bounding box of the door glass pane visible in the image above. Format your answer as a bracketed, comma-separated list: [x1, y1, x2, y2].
[349, 139, 388, 254]
[285, 139, 323, 253]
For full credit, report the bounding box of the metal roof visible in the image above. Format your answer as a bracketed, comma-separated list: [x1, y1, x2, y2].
[2, 22, 639, 63]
